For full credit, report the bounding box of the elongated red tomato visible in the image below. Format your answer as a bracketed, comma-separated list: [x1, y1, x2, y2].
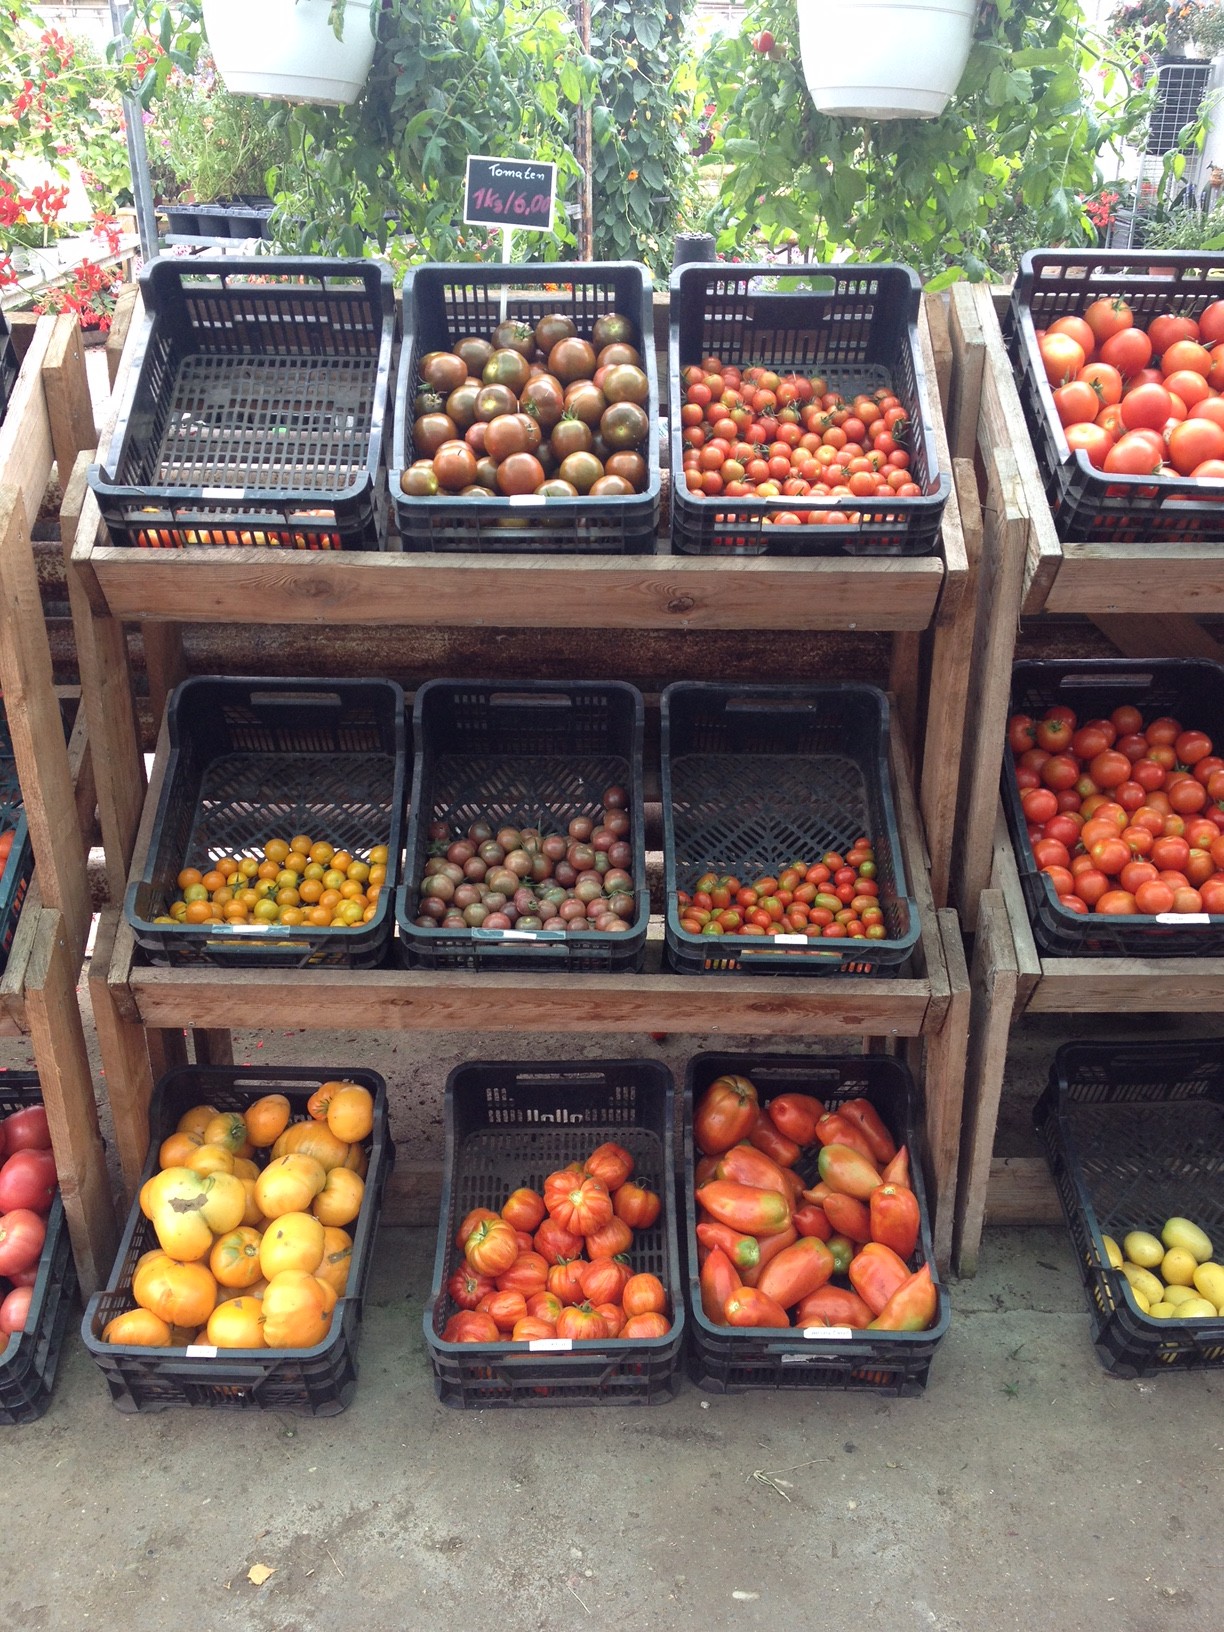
[837, 1098, 898, 1165]
[695, 1179, 792, 1236]
[740, 1224, 798, 1286]
[765, 1093, 826, 1146]
[700, 1246, 742, 1325]
[867, 1263, 938, 1332]
[822, 1191, 872, 1244]
[882, 1144, 911, 1189]
[724, 1287, 790, 1328]
[715, 1143, 792, 1195]
[755, 1237, 835, 1309]
[746, 1113, 800, 1168]
[869, 1184, 920, 1259]
[693, 1074, 759, 1155]
[792, 1202, 832, 1241]
[795, 1284, 875, 1329]
[695, 1219, 761, 1269]
[848, 1240, 911, 1314]
[816, 1144, 884, 1200]
[812, 1112, 877, 1163]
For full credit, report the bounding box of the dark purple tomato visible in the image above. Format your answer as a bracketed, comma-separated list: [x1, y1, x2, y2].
[492, 319, 537, 357]
[454, 336, 494, 374]
[414, 412, 458, 457]
[590, 475, 633, 496]
[421, 351, 468, 393]
[548, 337, 598, 384]
[483, 348, 532, 394]
[475, 455, 500, 490]
[485, 415, 532, 462]
[564, 382, 606, 427]
[535, 313, 576, 353]
[400, 465, 439, 497]
[602, 364, 650, 406]
[557, 451, 604, 493]
[602, 784, 628, 809]
[413, 386, 445, 417]
[592, 313, 636, 350]
[597, 342, 643, 369]
[538, 478, 578, 497]
[551, 417, 593, 458]
[521, 374, 566, 430]
[433, 441, 478, 491]
[476, 382, 518, 421]
[464, 421, 488, 455]
[446, 382, 482, 430]
[599, 400, 648, 449]
[605, 451, 646, 488]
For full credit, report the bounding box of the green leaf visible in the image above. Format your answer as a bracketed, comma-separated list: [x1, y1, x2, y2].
[633, 12, 662, 50]
[559, 61, 583, 103]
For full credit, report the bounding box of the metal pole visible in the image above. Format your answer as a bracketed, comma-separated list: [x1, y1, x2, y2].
[108, 0, 159, 259]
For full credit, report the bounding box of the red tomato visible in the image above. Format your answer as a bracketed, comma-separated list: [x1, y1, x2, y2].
[1100, 327, 1153, 378]
[1074, 868, 1111, 906]
[1097, 889, 1138, 915]
[1036, 716, 1074, 752]
[1040, 332, 1086, 386]
[1021, 787, 1059, 825]
[0, 1208, 45, 1276]
[692, 1074, 759, 1156]
[1049, 315, 1097, 358]
[0, 1284, 33, 1335]
[1168, 417, 1224, 476]
[1088, 750, 1131, 789]
[0, 1149, 56, 1215]
[1152, 835, 1191, 872]
[1104, 431, 1163, 475]
[1041, 753, 1081, 791]
[1149, 312, 1200, 356]
[1163, 370, 1211, 411]
[2, 1107, 50, 1153]
[1078, 361, 1123, 405]
[1119, 381, 1172, 431]
[1033, 837, 1072, 870]
[1161, 339, 1213, 378]
[1065, 422, 1115, 469]
[1052, 379, 1100, 426]
[1134, 879, 1175, 915]
[1084, 296, 1134, 345]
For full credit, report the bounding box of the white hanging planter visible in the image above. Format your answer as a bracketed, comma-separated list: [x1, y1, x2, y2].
[202, 0, 377, 106]
[796, 0, 976, 120]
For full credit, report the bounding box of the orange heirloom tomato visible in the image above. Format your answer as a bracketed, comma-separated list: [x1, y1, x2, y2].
[724, 1287, 790, 1328]
[464, 1215, 520, 1278]
[700, 1245, 742, 1324]
[501, 1187, 546, 1233]
[244, 1094, 291, 1147]
[526, 1290, 563, 1324]
[755, 1237, 836, 1309]
[447, 1263, 495, 1310]
[555, 1301, 609, 1341]
[867, 1262, 938, 1332]
[583, 1141, 634, 1191]
[547, 1258, 587, 1306]
[765, 1092, 827, 1146]
[595, 1301, 626, 1337]
[837, 1097, 898, 1165]
[442, 1310, 500, 1342]
[533, 1216, 584, 1264]
[543, 1170, 613, 1236]
[693, 1073, 760, 1155]
[621, 1312, 671, 1338]
[579, 1255, 632, 1306]
[848, 1240, 911, 1315]
[455, 1207, 499, 1249]
[613, 1179, 661, 1230]
[695, 1179, 792, 1236]
[869, 1184, 921, 1259]
[210, 1226, 264, 1289]
[475, 1288, 528, 1333]
[512, 1316, 560, 1342]
[795, 1285, 875, 1329]
[496, 1251, 550, 1298]
[585, 1215, 634, 1260]
[322, 1083, 374, 1143]
[816, 1143, 884, 1200]
[622, 1272, 668, 1317]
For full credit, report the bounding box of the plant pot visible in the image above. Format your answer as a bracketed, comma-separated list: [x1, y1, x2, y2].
[202, 0, 377, 106]
[796, 0, 976, 120]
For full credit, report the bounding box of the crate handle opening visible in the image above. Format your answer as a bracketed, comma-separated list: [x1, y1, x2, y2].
[488, 692, 574, 708]
[248, 690, 345, 710]
[743, 273, 837, 296]
[723, 698, 821, 714]
[1054, 672, 1154, 689]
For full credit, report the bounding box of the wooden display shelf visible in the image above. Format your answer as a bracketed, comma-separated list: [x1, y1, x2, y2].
[947, 283, 1224, 621]
[0, 315, 118, 1293]
[90, 708, 970, 1268]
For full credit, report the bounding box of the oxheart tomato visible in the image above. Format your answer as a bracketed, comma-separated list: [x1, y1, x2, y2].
[442, 1311, 500, 1343]
[869, 1184, 921, 1259]
[755, 1237, 836, 1309]
[447, 1265, 496, 1310]
[2, 1106, 50, 1153]
[700, 1246, 742, 1325]
[0, 1148, 56, 1215]
[765, 1092, 826, 1146]
[0, 1208, 45, 1277]
[693, 1074, 759, 1155]
[847, 1240, 911, 1315]
[794, 1284, 875, 1329]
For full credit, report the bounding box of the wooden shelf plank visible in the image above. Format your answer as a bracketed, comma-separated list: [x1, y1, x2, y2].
[1047, 546, 1224, 615]
[77, 536, 945, 632]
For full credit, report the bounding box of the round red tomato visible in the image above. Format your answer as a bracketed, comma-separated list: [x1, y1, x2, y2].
[1041, 753, 1080, 791]
[1065, 423, 1114, 470]
[1100, 327, 1153, 378]
[1162, 339, 1212, 378]
[1168, 417, 1224, 476]
[1152, 835, 1191, 872]
[1135, 879, 1175, 915]
[1149, 313, 1200, 357]
[1036, 717, 1073, 752]
[0, 1208, 44, 1277]
[1021, 787, 1059, 825]
[1120, 382, 1172, 431]
[1104, 432, 1162, 475]
[1049, 315, 1097, 358]
[2, 1107, 50, 1153]
[1008, 713, 1036, 754]
[0, 1149, 55, 1215]
[1084, 297, 1134, 345]
[1089, 750, 1131, 789]
[1053, 379, 1099, 426]
[1112, 706, 1144, 737]
[1040, 333, 1086, 387]
[1097, 889, 1138, 915]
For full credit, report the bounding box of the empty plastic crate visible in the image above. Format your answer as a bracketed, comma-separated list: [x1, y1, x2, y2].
[1002, 659, 1224, 956]
[82, 1064, 393, 1413]
[1035, 1039, 1224, 1376]
[668, 263, 948, 555]
[661, 683, 920, 974]
[125, 677, 406, 968]
[88, 256, 394, 549]
[1009, 249, 1224, 543]
[424, 1059, 684, 1407]
[0, 1071, 78, 1425]
[397, 680, 649, 972]
[684, 1052, 948, 1392]
[391, 261, 660, 553]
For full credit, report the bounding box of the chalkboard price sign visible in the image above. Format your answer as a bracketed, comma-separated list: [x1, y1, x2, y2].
[463, 156, 557, 233]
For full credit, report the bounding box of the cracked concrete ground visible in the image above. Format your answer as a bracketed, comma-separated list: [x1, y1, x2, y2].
[0, 994, 1220, 1632]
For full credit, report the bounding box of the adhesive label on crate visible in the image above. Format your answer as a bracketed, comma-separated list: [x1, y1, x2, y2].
[202, 487, 246, 500]
[185, 1344, 219, 1358]
[775, 934, 808, 946]
[1156, 912, 1210, 924]
[529, 1337, 574, 1352]
[507, 494, 547, 507]
[801, 1326, 854, 1340]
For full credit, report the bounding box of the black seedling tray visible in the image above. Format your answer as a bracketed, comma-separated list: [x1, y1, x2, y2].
[0, 1071, 77, 1425]
[1009, 249, 1224, 544]
[88, 257, 394, 549]
[661, 683, 920, 974]
[125, 676, 406, 967]
[1003, 658, 1224, 956]
[684, 1052, 948, 1393]
[396, 680, 649, 972]
[668, 263, 948, 555]
[1036, 1039, 1224, 1376]
[82, 1064, 392, 1414]
[425, 1058, 684, 1407]
[392, 261, 660, 553]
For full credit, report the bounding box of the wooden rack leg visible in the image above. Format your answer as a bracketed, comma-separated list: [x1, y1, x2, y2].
[89, 907, 157, 1201]
[24, 909, 117, 1294]
[192, 1029, 234, 1068]
[42, 315, 97, 482]
[142, 625, 187, 734]
[953, 888, 1020, 1276]
[916, 908, 971, 1272]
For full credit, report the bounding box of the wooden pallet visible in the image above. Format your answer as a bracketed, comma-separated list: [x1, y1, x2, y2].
[0, 315, 117, 1293]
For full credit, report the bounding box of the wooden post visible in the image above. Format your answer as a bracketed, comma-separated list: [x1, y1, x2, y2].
[922, 908, 971, 1271]
[0, 484, 91, 956]
[23, 908, 118, 1294]
[953, 888, 1020, 1275]
[42, 315, 97, 482]
[88, 906, 158, 1201]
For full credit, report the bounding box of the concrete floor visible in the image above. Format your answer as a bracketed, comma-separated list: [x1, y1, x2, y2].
[1, 993, 1221, 1632]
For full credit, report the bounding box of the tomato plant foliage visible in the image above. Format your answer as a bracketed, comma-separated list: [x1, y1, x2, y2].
[699, 0, 1152, 281]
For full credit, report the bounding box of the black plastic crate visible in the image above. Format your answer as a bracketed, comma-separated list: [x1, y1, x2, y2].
[0, 308, 18, 428]
[0, 1071, 78, 1425]
[0, 704, 33, 975]
[87, 256, 394, 550]
[661, 683, 920, 975]
[396, 680, 649, 972]
[1008, 249, 1224, 544]
[668, 263, 948, 556]
[424, 1059, 684, 1407]
[1035, 1039, 1224, 1376]
[683, 1052, 948, 1393]
[125, 676, 406, 968]
[391, 261, 660, 553]
[1002, 658, 1224, 956]
[82, 1063, 393, 1414]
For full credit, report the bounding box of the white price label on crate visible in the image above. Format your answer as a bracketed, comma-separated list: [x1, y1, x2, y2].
[507, 493, 547, 507]
[528, 1337, 574, 1352]
[497, 929, 538, 940]
[1156, 912, 1210, 924]
[202, 487, 245, 500]
[802, 1326, 853, 1340]
[775, 934, 808, 946]
[185, 1344, 219, 1358]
